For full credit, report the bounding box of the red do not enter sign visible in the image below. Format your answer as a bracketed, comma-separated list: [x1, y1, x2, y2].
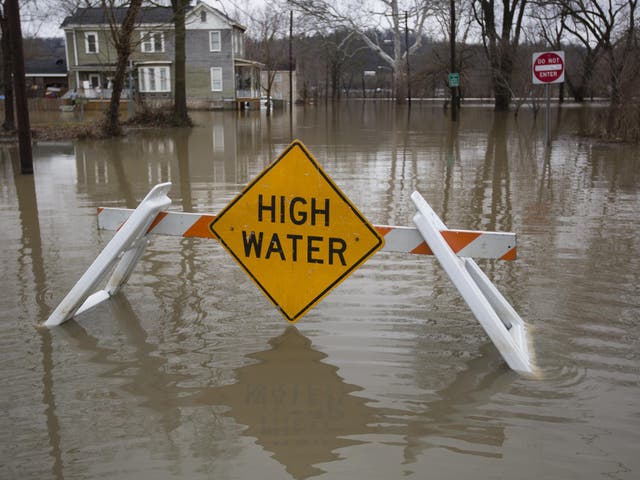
[532, 51, 565, 84]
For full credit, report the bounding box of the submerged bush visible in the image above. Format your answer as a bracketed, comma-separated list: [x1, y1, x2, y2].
[32, 123, 102, 141]
[591, 102, 640, 143]
[125, 106, 192, 128]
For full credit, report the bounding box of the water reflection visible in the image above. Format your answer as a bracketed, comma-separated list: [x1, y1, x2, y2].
[8, 146, 63, 479]
[403, 344, 511, 463]
[5, 105, 639, 478]
[69, 113, 273, 212]
[62, 312, 384, 479]
[58, 293, 520, 478]
[470, 113, 513, 233]
[192, 327, 382, 479]
[62, 296, 190, 434]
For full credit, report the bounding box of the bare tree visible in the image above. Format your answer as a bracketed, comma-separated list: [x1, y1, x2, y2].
[433, 0, 475, 101]
[0, 2, 15, 130]
[290, 0, 435, 104]
[322, 28, 368, 100]
[472, 0, 529, 110]
[101, 0, 143, 136]
[245, 2, 288, 115]
[170, 0, 190, 125]
[558, 0, 638, 105]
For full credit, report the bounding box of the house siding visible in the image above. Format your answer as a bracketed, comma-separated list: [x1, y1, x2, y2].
[131, 30, 175, 63]
[185, 29, 234, 100]
[74, 29, 118, 65]
[62, 6, 258, 109]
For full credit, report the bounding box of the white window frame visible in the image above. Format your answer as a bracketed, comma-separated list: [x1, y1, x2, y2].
[85, 32, 99, 54]
[210, 67, 223, 92]
[138, 66, 171, 93]
[233, 31, 243, 56]
[141, 31, 165, 53]
[209, 31, 221, 52]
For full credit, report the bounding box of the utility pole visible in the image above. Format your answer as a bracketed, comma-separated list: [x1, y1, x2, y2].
[289, 9, 293, 140]
[449, 0, 458, 122]
[405, 11, 411, 107]
[6, 0, 33, 173]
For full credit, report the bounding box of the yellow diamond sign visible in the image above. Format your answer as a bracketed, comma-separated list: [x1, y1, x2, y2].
[209, 140, 384, 322]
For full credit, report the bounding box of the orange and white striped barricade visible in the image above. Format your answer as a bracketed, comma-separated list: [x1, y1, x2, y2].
[44, 183, 172, 326]
[95, 208, 517, 260]
[45, 182, 532, 376]
[411, 191, 533, 375]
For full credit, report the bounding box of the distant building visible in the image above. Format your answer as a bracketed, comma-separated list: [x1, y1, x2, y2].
[60, 2, 262, 109]
[25, 58, 68, 97]
[260, 66, 298, 105]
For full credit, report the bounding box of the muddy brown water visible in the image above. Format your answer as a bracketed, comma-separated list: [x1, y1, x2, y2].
[1, 103, 639, 479]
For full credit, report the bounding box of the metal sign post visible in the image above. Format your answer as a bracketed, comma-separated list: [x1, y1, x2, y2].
[532, 51, 565, 147]
[546, 84, 551, 146]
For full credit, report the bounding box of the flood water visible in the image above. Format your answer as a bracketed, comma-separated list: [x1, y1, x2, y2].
[1, 103, 639, 479]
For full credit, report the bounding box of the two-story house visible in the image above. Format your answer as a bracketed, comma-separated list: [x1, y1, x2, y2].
[61, 2, 261, 109]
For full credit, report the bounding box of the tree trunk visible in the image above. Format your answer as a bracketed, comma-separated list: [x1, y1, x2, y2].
[567, 51, 596, 103]
[493, 78, 511, 111]
[0, 14, 15, 130]
[105, 51, 130, 136]
[103, 0, 143, 137]
[6, 0, 32, 173]
[475, 0, 526, 112]
[492, 46, 514, 111]
[172, 0, 190, 125]
[394, 66, 406, 104]
[265, 74, 272, 116]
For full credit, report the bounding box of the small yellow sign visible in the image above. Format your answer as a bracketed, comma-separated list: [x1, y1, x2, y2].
[209, 140, 384, 322]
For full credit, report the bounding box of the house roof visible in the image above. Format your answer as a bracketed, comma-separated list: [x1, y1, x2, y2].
[188, 1, 245, 30]
[61, 4, 244, 30]
[25, 58, 67, 76]
[61, 7, 176, 28]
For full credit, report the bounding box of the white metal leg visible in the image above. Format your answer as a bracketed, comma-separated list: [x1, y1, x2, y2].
[411, 191, 534, 375]
[44, 183, 172, 326]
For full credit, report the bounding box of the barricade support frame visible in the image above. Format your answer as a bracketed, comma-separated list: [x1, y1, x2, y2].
[44, 183, 172, 326]
[44, 183, 534, 376]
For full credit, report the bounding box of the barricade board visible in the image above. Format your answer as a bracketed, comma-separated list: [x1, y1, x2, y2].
[97, 209, 517, 260]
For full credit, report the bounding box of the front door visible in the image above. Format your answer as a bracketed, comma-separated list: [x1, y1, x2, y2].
[89, 74, 100, 88]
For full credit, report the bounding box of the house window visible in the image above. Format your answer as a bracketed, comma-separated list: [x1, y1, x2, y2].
[233, 31, 244, 56]
[210, 67, 223, 91]
[139, 67, 171, 93]
[209, 31, 221, 52]
[201, 11, 207, 22]
[85, 32, 99, 54]
[141, 32, 165, 53]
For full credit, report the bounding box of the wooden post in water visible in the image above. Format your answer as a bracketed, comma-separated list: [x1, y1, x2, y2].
[6, 0, 33, 174]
